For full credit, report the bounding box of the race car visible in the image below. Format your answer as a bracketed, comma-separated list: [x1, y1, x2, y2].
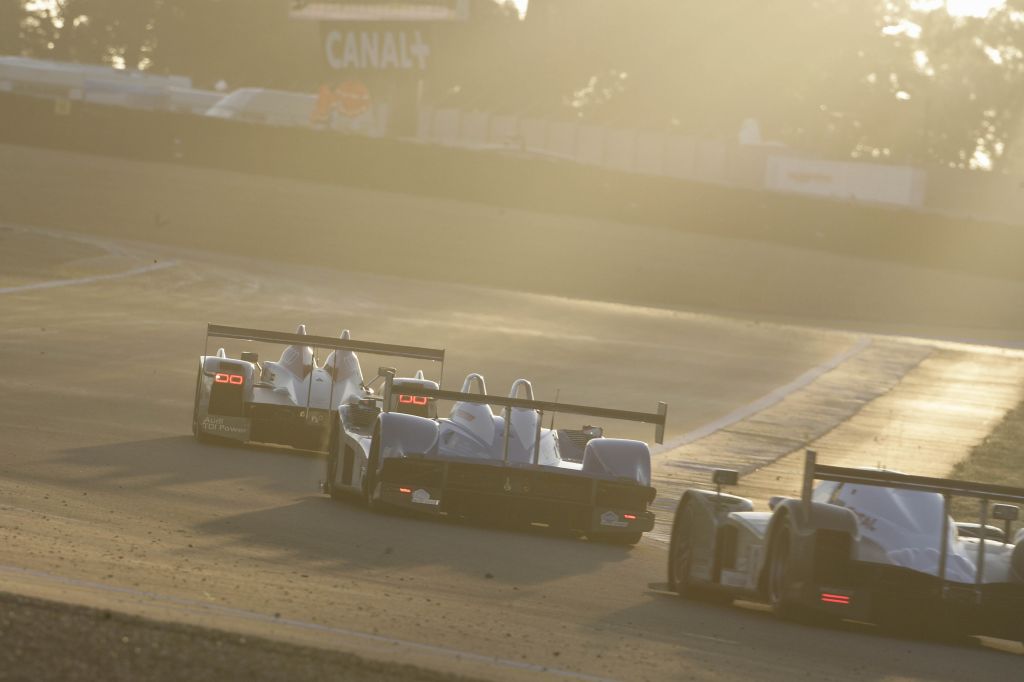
[191, 324, 445, 452]
[322, 368, 668, 545]
[667, 450, 1024, 642]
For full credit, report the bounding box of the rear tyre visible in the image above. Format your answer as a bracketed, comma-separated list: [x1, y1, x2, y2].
[767, 525, 817, 621]
[362, 432, 382, 512]
[767, 526, 844, 625]
[669, 500, 696, 595]
[767, 526, 793, 615]
[324, 430, 341, 500]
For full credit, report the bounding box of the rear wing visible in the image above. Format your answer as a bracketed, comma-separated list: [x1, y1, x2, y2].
[382, 371, 667, 450]
[800, 449, 1024, 586]
[206, 324, 446, 363]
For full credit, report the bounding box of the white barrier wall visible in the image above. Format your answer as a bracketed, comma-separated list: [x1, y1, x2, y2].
[546, 120, 576, 159]
[696, 140, 728, 186]
[489, 114, 518, 147]
[459, 110, 488, 147]
[764, 156, 926, 207]
[574, 124, 606, 166]
[603, 128, 636, 172]
[662, 136, 696, 181]
[417, 107, 930, 208]
[414, 106, 1024, 220]
[634, 132, 665, 176]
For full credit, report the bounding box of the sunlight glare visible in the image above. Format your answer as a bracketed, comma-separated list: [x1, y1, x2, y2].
[912, 0, 1005, 17]
[503, 0, 529, 19]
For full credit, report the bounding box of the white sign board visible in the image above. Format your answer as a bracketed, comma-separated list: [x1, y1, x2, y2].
[324, 29, 431, 71]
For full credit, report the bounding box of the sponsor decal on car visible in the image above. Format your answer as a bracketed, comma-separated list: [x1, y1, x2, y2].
[201, 416, 248, 435]
[411, 489, 440, 506]
[600, 511, 628, 528]
[831, 496, 879, 532]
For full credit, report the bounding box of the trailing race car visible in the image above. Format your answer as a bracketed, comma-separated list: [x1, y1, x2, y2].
[667, 450, 1024, 642]
[191, 324, 445, 452]
[323, 368, 668, 545]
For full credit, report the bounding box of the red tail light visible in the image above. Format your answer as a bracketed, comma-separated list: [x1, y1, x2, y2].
[398, 394, 428, 406]
[399, 487, 412, 494]
[623, 514, 637, 520]
[215, 373, 245, 385]
[820, 592, 851, 605]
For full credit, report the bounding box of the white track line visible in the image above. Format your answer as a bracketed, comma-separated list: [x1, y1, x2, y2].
[0, 260, 177, 295]
[0, 563, 619, 682]
[655, 336, 873, 454]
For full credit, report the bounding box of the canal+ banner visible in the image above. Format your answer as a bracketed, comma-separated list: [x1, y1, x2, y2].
[321, 25, 432, 72]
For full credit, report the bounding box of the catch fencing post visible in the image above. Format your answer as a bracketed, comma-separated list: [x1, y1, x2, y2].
[801, 449, 817, 517]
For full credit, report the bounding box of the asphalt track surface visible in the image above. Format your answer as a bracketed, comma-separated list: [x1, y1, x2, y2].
[1, 149, 1023, 680]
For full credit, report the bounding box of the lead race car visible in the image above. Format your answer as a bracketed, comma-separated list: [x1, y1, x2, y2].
[323, 368, 669, 545]
[192, 323, 445, 452]
[668, 450, 1024, 641]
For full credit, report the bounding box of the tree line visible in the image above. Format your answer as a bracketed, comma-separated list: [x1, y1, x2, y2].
[2, 0, 1023, 171]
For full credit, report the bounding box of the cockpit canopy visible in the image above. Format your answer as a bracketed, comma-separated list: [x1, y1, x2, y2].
[278, 324, 314, 378]
[322, 330, 363, 384]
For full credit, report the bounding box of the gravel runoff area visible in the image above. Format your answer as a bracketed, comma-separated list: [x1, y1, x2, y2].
[0, 591, 481, 682]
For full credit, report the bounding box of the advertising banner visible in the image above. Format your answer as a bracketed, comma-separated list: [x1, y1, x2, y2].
[320, 24, 432, 73]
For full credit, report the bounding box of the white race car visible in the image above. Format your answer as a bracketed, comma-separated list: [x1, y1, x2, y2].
[668, 451, 1024, 641]
[191, 324, 444, 452]
[323, 368, 668, 545]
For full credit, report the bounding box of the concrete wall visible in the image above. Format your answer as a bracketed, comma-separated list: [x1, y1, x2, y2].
[416, 107, 1024, 223]
[416, 107, 940, 212]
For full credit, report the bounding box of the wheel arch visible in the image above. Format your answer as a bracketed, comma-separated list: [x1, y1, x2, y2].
[759, 500, 859, 595]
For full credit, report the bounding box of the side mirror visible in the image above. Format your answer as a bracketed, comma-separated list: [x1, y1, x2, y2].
[768, 496, 785, 511]
[992, 504, 1020, 522]
[378, 366, 397, 378]
[711, 469, 739, 498]
[992, 504, 1020, 544]
[712, 469, 739, 486]
[240, 351, 259, 364]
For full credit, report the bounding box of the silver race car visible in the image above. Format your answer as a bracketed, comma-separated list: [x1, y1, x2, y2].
[191, 324, 445, 452]
[323, 368, 669, 545]
[668, 450, 1024, 641]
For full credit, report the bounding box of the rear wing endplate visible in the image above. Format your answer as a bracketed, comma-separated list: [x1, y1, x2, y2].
[800, 449, 1024, 588]
[385, 378, 668, 445]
